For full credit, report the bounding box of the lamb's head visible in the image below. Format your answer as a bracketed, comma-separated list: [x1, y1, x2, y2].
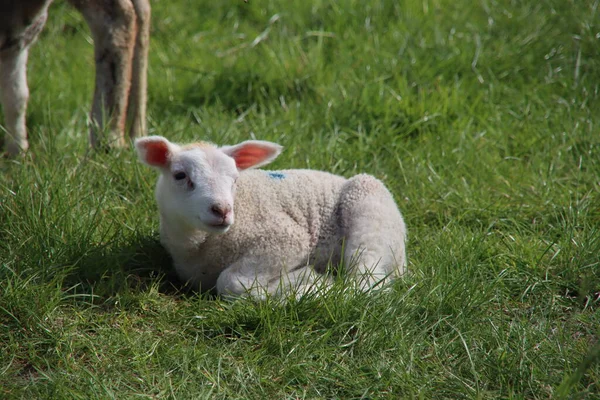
[135, 136, 282, 234]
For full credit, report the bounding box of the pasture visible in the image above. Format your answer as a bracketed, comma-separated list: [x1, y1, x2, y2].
[1, 0, 599, 397]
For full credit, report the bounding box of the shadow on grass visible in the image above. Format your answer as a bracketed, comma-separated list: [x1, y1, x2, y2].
[60, 235, 208, 300]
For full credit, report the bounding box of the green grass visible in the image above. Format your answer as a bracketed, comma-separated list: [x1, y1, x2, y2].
[1, 0, 599, 397]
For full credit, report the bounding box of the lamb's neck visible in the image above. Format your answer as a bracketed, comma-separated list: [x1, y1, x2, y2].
[159, 214, 210, 251]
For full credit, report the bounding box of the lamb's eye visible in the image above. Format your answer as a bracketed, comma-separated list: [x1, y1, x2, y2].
[173, 172, 187, 180]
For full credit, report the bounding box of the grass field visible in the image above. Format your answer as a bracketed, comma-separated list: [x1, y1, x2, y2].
[1, 0, 599, 397]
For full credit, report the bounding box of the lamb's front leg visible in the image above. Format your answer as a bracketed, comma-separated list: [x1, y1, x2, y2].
[216, 254, 322, 299]
[70, 0, 136, 149]
[0, 49, 30, 156]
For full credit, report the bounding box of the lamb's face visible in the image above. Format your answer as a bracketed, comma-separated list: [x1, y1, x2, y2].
[160, 147, 239, 234]
[136, 135, 282, 235]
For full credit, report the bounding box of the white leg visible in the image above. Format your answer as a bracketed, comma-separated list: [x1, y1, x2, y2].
[271, 266, 331, 299]
[338, 174, 407, 289]
[0, 49, 30, 156]
[216, 255, 324, 299]
[216, 260, 273, 300]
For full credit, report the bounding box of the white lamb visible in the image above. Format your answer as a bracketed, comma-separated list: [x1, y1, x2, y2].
[135, 135, 407, 298]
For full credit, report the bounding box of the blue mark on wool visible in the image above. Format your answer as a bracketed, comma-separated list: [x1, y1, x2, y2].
[267, 171, 286, 180]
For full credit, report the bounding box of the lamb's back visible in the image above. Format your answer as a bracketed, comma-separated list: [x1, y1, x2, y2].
[234, 169, 347, 242]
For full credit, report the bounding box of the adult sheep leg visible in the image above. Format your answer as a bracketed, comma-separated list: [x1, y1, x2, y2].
[0, 49, 30, 156]
[0, 0, 51, 156]
[338, 174, 407, 289]
[126, 0, 151, 139]
[69, 0, 136, 149]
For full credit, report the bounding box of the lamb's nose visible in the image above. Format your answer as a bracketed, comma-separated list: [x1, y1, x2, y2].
[210, 204, 231, 219]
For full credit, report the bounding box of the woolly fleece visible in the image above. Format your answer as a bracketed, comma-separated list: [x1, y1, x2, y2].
[160, 169, 406, 297]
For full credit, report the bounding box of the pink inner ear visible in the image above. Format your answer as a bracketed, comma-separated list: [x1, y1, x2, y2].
[232, 145, 273, 169]
[143, 141, 170, 167]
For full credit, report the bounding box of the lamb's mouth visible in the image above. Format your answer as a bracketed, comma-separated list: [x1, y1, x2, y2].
[208, 222, 230, 227]
[204, 221, 232, 233]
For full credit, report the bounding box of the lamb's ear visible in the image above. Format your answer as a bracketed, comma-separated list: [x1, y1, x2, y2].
[221, 140, 283, 170]
[135, 136, 175, 168]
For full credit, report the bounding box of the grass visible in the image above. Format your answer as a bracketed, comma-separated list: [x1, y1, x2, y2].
[1, 0, 599, 397]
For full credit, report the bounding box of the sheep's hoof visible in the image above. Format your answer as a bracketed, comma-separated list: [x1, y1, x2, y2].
[91, 134, 127, 153]
[2, 140, 29, 158]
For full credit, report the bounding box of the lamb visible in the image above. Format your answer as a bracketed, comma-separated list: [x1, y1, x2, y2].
[135, 135, 407, 298]
[0, 0, 150, 156]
